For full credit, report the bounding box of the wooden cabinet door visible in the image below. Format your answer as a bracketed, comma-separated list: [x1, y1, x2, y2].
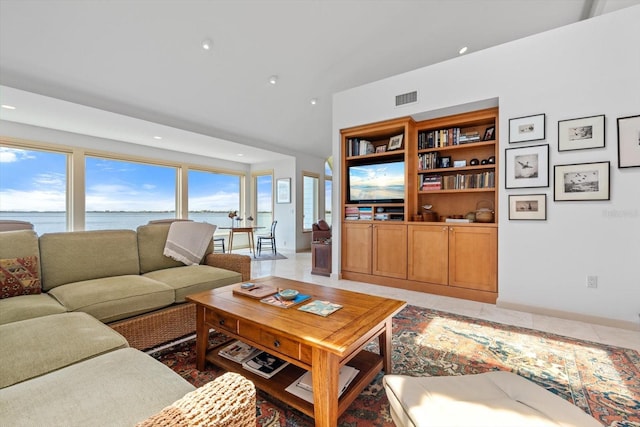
[448, 226, 497, 292]
[372, 223, 407, 279]
[342, 222, 372, 274]
[407, 224, 448, 285]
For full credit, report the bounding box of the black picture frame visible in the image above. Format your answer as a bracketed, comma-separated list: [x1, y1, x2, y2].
[504, 144, 549, 189]
[617, 114, 640, 168]
[509, 113, 545, 143]
[508, 194, 547, 220]
[554, 161, 610, 201]
[558, 114, 605, 152]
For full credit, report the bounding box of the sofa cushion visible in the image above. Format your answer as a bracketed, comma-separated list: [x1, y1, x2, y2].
[39, 230, 140, 291]
[143, 265, 242, 302]
[0, 312, 129, 388]
[0, 348, 195, 427]
[0, 255, 41, 299]
[47, 275, 174, 323]
[137, 223, 213, 274]
[0, 293, 67, 325]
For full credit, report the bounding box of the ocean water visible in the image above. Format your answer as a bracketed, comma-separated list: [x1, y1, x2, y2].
[0, 211, 272, 235]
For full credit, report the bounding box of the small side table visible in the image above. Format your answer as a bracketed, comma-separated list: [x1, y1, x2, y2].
[311, 240, 332, 276]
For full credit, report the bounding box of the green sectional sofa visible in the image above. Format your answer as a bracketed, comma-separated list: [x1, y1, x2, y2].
[0, 222, 250, 349]
[0, 223, 256, 426]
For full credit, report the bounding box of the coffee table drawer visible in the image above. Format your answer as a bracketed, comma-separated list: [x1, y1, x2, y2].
[241, 323, 312, 363]
[205, 309, 239, 334]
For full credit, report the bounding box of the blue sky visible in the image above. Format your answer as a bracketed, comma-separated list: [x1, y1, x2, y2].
[0, 147, 254, 212]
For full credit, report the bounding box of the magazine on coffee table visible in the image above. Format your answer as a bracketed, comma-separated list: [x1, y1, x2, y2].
[298, 300, 343, 317]
[218, 340, 261, 364]
[260, 293, 311, 308]
[242, 351, 289, 379]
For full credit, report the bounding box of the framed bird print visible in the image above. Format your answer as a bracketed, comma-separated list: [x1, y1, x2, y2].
[554, 161, 610, 201]
[509, 194, 547, 220]
[505, 144, 549, 188]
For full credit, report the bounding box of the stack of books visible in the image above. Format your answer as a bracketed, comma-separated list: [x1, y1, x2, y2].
[358, 207, 372, 220]
[347, 138, 374, 156]
[345, 206, 359, 220]
[285, 365, 359, 404]
[421, 175, 442, 191]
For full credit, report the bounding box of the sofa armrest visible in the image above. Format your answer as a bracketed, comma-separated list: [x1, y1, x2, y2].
[204, 253, 251, 282]
[136, 372, 256, 427]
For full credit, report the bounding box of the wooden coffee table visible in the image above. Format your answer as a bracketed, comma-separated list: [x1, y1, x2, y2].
[186, 276, 406, 427]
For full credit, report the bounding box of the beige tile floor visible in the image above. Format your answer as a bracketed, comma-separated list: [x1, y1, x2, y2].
[244, 249, 640, 352]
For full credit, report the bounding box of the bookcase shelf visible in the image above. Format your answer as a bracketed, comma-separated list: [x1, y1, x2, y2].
[340, 107, 498, 304]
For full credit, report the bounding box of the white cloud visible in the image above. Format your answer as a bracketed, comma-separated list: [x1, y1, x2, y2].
[0, 147, 34, 163]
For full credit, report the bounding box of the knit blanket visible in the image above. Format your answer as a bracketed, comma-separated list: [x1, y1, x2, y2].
[163, 221, 216, 265]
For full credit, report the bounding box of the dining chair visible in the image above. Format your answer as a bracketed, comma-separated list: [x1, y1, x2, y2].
[256, 221, 277, 256]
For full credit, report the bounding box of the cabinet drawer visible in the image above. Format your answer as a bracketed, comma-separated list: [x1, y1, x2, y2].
[240, 321, 312, 363]
[205, 310, 239, 334]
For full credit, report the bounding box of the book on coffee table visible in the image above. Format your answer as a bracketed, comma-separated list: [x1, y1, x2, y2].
[232, 284, 278, 299]
[298, 300, 343, 317]
[242, 351, 289, 378]
[218, 340, 261, 364]
[260, 293, 311, 308]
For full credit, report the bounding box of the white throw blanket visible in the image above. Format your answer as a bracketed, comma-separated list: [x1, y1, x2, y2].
[163, 221, 217, 265]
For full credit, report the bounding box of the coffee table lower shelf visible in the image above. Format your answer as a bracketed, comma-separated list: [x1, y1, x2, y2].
[205, 343, 384, 419]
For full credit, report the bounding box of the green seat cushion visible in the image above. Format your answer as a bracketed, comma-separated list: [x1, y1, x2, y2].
[47, 275, 174, 323]
[143, 265, 241, 302]
[0, 312, 128, 388]
[0, 348, 195, 427]
[0, 293, 66, 325]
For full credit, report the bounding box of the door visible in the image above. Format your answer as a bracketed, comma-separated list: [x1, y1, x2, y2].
[449, 226, 497, 292]
[372, 223, 407, 279]
[342, 222, 372, 274]
[407, 224, 448, 285]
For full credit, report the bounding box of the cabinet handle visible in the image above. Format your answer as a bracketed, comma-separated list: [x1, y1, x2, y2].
[274, 340, 281, 348]
[442, 227, 448, 231]
[218, 319, 225, 326]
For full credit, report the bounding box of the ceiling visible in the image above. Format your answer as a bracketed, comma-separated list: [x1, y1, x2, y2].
[1, 0, 639, 164]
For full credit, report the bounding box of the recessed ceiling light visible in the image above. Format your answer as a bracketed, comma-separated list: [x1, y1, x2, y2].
[202, 39, 212, 50]
[310, 98, 318, 105]
[459, 46, 468, 55]
[237, 153, 244, 157]
[268, 75, 278, 85]
[153, 136, 162, 140]
[1, 104, 16, 110]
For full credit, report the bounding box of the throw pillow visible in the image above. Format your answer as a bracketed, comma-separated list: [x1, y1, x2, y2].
[0, 256, 41, 299]
[317, 219, 330, 231]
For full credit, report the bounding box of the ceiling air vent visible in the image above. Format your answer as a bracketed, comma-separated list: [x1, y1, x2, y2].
[395, 91, 417, 107]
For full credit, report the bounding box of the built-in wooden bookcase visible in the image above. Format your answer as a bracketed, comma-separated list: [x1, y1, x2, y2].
[340, 107, 499, 304]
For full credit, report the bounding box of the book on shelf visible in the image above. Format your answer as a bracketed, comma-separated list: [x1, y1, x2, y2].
[218, 340, 261, 364]
[260, 293, 311, 308]
[298, 300, 343, 317]
[284, 365, 360, 404]
[445, 218, 472, 223]
[242, 351, 289, 379]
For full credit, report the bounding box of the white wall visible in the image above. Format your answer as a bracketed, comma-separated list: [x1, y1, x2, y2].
[333, 6, 640, 329]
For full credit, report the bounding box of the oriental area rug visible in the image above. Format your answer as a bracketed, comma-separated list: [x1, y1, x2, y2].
[149, 305, 640, 427]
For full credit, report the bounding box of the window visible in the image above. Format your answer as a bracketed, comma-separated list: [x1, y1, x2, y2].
[85, 156, 176, 230]
[254, 173, 273, 228]
[303, 172, 319, 231]
[324, 160, 332, 226]
[188, 169, 241, 228]
[0, 145, 68, 234]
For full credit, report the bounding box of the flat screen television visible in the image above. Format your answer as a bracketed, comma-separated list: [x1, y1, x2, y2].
[347, 160, 405, 204]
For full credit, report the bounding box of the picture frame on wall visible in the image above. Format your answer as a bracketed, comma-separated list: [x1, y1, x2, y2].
[388, 134, 403, 150]
[554, 161, 610, 201]
[276, 178, 291, 204]
[509, 113, 545, 143]
[508, 194, 547, 220]
[558, 114, 605, 151]
[617, 114, 640, 168]
[504, 144, 549, 189]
